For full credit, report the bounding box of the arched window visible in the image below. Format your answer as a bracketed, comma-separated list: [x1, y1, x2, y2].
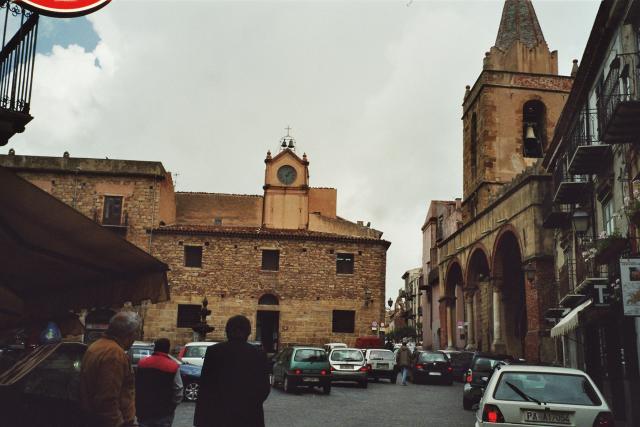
[470, 113, 478, 177]
[522, 100, 546, 158]
[258, 294, 279, 305]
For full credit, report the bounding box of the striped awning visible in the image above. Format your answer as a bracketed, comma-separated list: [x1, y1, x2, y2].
[551, 299, 593, 338]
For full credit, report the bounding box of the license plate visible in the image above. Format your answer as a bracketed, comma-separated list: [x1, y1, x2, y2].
[340, 365, 353, 370]
[524, 410, 571, 425]
[303, 377, 320, 383]
[428, 372, 441, 376]
[377, 363, 388, 368]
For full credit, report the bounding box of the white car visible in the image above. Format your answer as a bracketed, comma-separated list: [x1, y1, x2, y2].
[180, 341, 218, 366]
[323, 342, 347, 353]
[475, 365, 614, 427]
[364, 349, 397, 383]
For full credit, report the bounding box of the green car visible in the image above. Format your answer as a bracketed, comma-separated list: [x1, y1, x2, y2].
[271, 346, 331, 394]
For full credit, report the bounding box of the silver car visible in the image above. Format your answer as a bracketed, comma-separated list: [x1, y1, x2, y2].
[475, 365, 614, 427]
[328, 348, 368, 388]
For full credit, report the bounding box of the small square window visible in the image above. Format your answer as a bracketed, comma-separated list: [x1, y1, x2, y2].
[184, 246, 203, 268]
[214, 217, 222, 225]
[336, 253, 354, 274]
[177, 304, 201, 328]
[261, 249, 280, 271]
[332, 310, 355, 333]
[102, 195, 123, 226]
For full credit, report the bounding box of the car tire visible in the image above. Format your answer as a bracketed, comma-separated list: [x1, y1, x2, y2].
[283, 375, 295, 394]
[323, 385, 331, 395]
[359, 380, 368, 389]
[463, 396, 473, 410]
[183, 382, 199, 402]
[390, 374, 397, 384]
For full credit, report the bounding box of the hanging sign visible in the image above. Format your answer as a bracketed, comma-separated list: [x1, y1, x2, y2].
[620, 258, 640, 316]
[17, 0, 111, 17]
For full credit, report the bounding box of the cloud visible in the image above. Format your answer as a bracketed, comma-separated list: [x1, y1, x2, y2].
[8, 0, 600, 297]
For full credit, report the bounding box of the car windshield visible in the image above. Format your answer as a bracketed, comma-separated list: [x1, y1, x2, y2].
[494, 372, 602, 406]
[419, 352, 447, 362]
[131, 347, 152, 363]
[330, 349, 364, 362]
[473, 357, 505, 371]
[294, 349, 327, 362]
[369, 350, 394, 360]
[184, 345, 209, 358]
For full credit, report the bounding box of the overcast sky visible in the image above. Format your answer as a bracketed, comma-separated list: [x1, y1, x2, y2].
[9, 0, 601, 298]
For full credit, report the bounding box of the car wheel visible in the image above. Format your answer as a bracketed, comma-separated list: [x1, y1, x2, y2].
[390, 374, 397, 384]
[463, 396, 472, 410]
[359, 380, 368, 388]
[323, 385, 331, 395]
[183, 382, 199, 402]
[283, 375, 295, 393]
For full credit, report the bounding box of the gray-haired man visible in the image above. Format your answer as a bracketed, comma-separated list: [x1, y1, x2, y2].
[80, 311, 141, 427]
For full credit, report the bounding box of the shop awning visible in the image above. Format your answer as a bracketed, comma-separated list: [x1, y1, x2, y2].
[0, 166, 169, 327]
[550, 299, 593, 338]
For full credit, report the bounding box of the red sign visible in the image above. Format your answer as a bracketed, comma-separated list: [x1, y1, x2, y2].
[18, 0, 111, 17]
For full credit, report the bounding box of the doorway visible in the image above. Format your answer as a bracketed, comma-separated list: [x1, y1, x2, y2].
[256, 310, 279, 353]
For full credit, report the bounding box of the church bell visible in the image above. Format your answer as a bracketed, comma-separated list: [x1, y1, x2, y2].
[524, 124, 542, 157]
[525, 125, 536, 143]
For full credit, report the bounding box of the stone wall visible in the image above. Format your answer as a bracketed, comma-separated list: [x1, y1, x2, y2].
[144, 232, 388, 347]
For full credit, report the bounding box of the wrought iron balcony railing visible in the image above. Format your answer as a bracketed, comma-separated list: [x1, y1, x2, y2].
[542, 191, 570, 229]
[597, 52, 640, 143]
[567, 109, 610, 174]
[552, 157, 591, 204]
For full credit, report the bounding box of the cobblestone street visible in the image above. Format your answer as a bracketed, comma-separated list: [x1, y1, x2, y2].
[173, 379, 475, 427]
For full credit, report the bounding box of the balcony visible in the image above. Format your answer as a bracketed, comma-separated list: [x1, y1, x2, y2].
[567, 110, 610, 174]
[552, 161, 590, 204]
[597, 53, 640, 144]
[542, 192, 571, 229]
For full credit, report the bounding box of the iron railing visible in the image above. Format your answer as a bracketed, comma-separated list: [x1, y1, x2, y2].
[567, 109, 600, 158]
[0, 1, 38, 114]
[597, 52, 640, 138]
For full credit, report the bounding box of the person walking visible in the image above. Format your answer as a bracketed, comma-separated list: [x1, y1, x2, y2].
[396, 339, 412, 386]
[194, 315, 270, 427]
[135, 338, 183, 427]
[80, 312, 140, 427]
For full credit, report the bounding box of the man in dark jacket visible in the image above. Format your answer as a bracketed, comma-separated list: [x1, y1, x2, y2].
[135, 338, 183, 427]
[194, 315, 270, 427]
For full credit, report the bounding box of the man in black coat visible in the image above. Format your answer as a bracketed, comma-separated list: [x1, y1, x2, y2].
[194, 315, 270, 427]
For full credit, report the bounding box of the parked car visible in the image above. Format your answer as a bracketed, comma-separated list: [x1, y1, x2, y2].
[364, 349, 396, 383]
[0, 342, 87, 427]
[271, 346, 331, 394]
[463, 352, 513, 410]
[323, 342, 347, 354]
[181, 341, 218, 366]
[180, 363, 202, 402]
[128, 341, 154, 370]
[328, 348, 368, 388]
[441, 350, 474, 382]
[412, 351, 453, 385]
[475, 365, 614, 427]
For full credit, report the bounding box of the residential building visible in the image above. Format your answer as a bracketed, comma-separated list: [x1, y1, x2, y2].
[542, 1, 640, 424]
[401, 267, 422, 338]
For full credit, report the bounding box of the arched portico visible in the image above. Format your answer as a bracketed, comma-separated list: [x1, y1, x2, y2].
[443, 261, 464, 349]
[492, 229, 526, 358]
[465, 247, 491, 351]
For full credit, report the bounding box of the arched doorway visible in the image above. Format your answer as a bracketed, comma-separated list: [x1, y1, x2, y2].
[466, 248, 491, 351]
[492, 231, 527, 358]
[257, 293, 279, 353]
[444, 262, 464, 349]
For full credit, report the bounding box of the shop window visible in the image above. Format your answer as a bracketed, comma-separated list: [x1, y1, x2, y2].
[184, 246, 203, 268]
[522, 100, 546, 158]
[261, 249, 280, 271]
[332, 310, 355, 333]
[102, 195, 123, 225]
[336, 253, 354, 274]
[177, 304, 201, 328]
[603, 200, 615, 236]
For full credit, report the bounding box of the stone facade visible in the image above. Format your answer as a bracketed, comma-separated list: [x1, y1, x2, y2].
[0, 145, 389, 350]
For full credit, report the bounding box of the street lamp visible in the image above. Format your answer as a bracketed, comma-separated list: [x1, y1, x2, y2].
[522, 264, 536, 282]
[572, 210, 590, 234]
[387, 298, 393, 308]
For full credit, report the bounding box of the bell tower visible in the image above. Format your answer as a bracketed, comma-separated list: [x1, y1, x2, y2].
[262, 130, 310, 230]
[461, 0, 573, 222]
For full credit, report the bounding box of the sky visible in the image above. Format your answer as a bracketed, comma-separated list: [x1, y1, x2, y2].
[7, 0, 601, 299]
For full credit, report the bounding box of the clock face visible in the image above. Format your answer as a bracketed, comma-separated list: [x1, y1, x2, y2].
[277, 165, 297, 185]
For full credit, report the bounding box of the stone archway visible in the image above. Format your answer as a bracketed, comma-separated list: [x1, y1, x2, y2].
[465, 247, 491, 351]
[444, 261, 464, 349]
[492, 230, 527, 358]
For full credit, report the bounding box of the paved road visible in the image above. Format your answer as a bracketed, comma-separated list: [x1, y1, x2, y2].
[173, 378, 476, 427]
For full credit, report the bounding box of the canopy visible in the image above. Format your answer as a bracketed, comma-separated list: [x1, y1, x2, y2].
[0, 166, 169, 327]
[550, 299, 593, 338]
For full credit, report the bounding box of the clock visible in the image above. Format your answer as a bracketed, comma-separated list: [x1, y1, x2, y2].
[277, 165, 297, 185]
